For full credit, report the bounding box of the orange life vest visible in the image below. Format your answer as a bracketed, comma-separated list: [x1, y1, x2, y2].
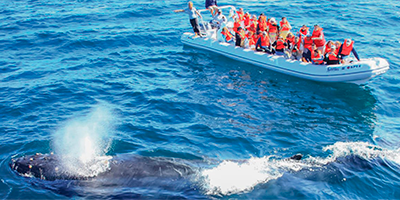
[249, 20, 257, 32]
[340, 39, 354, 56]
[303, 37, 313, 51]
[258, 16, 267, 32]
[221, 31, 233, 42]
[325, 44, 332, 55]
[286, 37, 294, 46]
[280, 21, 290, 32]
[238, 31, 246, 40]
[311, 51, 324, 64]
[299, 27, 308, 36]
[237, 11, 244, 21]
[268, 23, 278, 33]
[260, 35, 270, 47]
[248, 36, 256, 46]
[233, 21, 240, 33]
[327, 52, 338, 61]
[311, 28, 326, 47]
[292, 40, 301, 52]
[275, 39, 285, 50]
[244, 15, 250, 27]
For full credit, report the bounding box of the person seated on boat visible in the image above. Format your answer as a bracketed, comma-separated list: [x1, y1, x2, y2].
[311, 49, 324, 65]
[257, 13, 267, 34]
[311, 24, 326, 54]
[219, 26, 234, 43]
[211, 9, 227, 29]
[268, 18, 279, 44]
[324, 41, 334, 56]
[324, 46, 340, 65]
[205, 0, 218, 16]
[272, 36, 288, 56]
[290, 36, 302, 60]
[248, 15, 258, 34]
[279, 17, 292, 40]
[334, 41, 341, 54]
[285, 32, 295, 49]
[233, 17, 241, 33]
[244, 12, 251, 29]
[297, 25, 309, 40]
[174, 1, 203, 37]
[337, 39, 360, 63]
[235, 27, 247, 47]
[236, 8, 245, 22]
[255, 31, 274, 54]
[302, 35, 314, 62]
[245, 31, 256, 50]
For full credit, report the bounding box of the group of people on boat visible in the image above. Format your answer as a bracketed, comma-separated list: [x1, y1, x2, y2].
[175, 1, 360, 65]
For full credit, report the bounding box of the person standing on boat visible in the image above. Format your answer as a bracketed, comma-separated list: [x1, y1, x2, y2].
[297, 25, 309, 40]
[268, 18, 279, 44]
[205, 0, 218, 16]
[302, 35, 314, 62]
[235, 27, 246, 47]
[311, 24, 326, 54]
[279, 17, 292, 39]
[174, 2, 203, 37]
[337, 39, 360, 62]
[256, 13, 267, 34]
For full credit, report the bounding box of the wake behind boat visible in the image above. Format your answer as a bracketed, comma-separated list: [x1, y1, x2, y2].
[179, 5, 389, 84]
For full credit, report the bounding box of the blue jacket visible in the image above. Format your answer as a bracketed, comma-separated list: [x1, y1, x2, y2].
[205, 0, 217, 8]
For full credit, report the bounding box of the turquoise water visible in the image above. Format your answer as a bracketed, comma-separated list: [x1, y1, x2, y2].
[1, 0, 400, 199]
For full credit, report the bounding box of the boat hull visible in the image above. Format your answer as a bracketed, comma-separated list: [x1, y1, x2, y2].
[181, 32, 389, 84]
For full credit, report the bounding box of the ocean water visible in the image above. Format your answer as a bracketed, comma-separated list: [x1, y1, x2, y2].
[1, 0, 400, 199]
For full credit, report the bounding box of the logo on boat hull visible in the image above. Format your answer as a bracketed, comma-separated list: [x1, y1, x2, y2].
[327, 65, 362, 72]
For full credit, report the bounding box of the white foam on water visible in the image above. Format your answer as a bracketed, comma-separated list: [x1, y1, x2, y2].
[53, 105, 115, 178]
[200, 141, 400, 196]
[200, 156, 312, 196]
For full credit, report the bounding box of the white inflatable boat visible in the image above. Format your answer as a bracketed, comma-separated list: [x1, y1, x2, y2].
[180, 6, 389, 84]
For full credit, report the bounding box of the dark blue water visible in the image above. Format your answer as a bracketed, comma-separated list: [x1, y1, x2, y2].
[1, 0, 400, 199]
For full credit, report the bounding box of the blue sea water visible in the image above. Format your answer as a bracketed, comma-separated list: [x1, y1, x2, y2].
[1, 0, 400, 199]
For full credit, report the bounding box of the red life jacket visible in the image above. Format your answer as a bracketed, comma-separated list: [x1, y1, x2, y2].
[292, 40, 301, 52]
[237, 11, 244, 21]
[311, 28, 326, 47]
[341, 39, 354, 56]
[327, 52, 338, 61]
[258, 16, 267, 32]
[299, 27, 308, 36]
[286, 37, 294, 45]
[260, 35, 270, 47]
[248, 36, 256, 46]
[304, 37, 313, 51]
[221, 31, 233, 42]
[325, 44, 332, 55]
[280, 21, 290, 32]
[239, 31, 246, 40]
[311, 51, 324, 64]
[275, 39, 285, 50]
[268, 23, 278, 33]
[233, 21, 240, 33]
[249, 20, 257, 32]
[244, 15, 250, 27]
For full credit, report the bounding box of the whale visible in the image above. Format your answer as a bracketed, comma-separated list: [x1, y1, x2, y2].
[10, 153, 198, 181]
[9, 153, 306, 198]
